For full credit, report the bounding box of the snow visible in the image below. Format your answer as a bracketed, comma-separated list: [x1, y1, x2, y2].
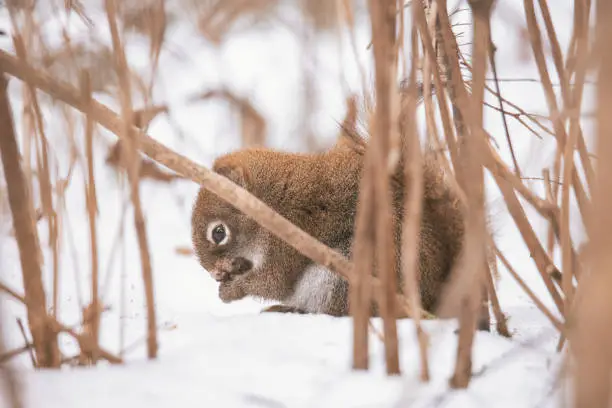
[0, 1, 581, 407]
[5, 317, 563, 408]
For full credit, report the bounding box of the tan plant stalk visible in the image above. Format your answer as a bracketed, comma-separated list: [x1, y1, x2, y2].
[399, 2, 431, 381]
[447, 0, 492, 389]
[570, 1, 612, 406]
[0, 74, 60, 368]
[367, 0, 400, 375]
[80, 72, 101, 363]
[104, 0, 158, 359]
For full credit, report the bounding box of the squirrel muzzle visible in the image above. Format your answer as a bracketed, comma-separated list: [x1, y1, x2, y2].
[210, 257, 253, 282]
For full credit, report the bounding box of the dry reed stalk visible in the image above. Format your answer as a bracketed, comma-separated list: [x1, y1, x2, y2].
[422, 51, 454, 178]
[107, 143, 183, 183]
[534, 0, 591, 317]
[349, 97, 374, 370]
[80, 72, 101, 363]
[483, 252, 510, 337]
[445, 0, 492, 389]
[570, 1, 612, 406]
[485, 142, 562, 234]
[61, 198, 86, 311]
[399, 3, 430, 381]
[0, 74, 60, 368]
[8, 10, 62, 320]
[481, 83, 555, 138]
[523, 0, 591, 228]
[104, 0, 158, 359]
[100, 198, 130, 303]
[486, 142, 559, 217]
[492, 170, 564, 313]
[367, 0, 400, 375]
[494, 246, 563, 332]
[414, 2, 462, 181]
[543, 168, 556, 258]
[15, 319, 35, 368]
[435, 2, 469, 162]
[0, 315, 23, 408]
[487, 41, 521, 178]
[0, 343, 32, 365]
[349, 160, 374, 370]
[536, 0, 594, 191]
[0, 279, 122, 364]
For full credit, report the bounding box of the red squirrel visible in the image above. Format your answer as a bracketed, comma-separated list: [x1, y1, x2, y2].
[191, 128, 467, 317]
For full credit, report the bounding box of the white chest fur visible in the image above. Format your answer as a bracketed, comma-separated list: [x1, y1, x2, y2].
[284, 264, 340, 313]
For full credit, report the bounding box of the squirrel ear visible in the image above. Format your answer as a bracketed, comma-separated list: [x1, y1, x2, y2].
[215, 164, 250, 188]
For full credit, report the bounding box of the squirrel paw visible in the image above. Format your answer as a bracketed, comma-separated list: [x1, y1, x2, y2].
[218, 280, 246, 303]
[260, 305, 308, 314]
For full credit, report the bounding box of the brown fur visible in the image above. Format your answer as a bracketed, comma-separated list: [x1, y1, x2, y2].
[191, 131, 466, 317]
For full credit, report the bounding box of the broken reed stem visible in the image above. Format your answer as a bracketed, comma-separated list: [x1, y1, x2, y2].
[571, 1, 612, 406]
[368, 0, 400, 376]
[0, 74, 60, 368]
[0, 49, 431, 320]
[105, 0, 158, 360]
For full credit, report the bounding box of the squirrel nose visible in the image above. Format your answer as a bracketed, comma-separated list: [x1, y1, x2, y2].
[210, 269, 229, 282]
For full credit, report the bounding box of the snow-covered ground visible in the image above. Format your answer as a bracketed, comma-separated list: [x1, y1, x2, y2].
[0, 1, 584, 406]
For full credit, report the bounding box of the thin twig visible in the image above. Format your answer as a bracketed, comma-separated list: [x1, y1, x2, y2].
[487, 40, 521, 177]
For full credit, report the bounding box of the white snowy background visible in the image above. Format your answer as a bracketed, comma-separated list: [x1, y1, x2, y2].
[0, 0, 587, 406]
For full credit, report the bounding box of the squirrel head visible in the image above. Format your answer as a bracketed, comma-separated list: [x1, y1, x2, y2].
[191, 160, 268, 293]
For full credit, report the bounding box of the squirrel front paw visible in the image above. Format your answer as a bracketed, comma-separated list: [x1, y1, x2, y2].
[218, 280, 246, 303]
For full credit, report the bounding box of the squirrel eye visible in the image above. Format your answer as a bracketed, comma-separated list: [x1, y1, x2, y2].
[206, 221, 230, 245]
